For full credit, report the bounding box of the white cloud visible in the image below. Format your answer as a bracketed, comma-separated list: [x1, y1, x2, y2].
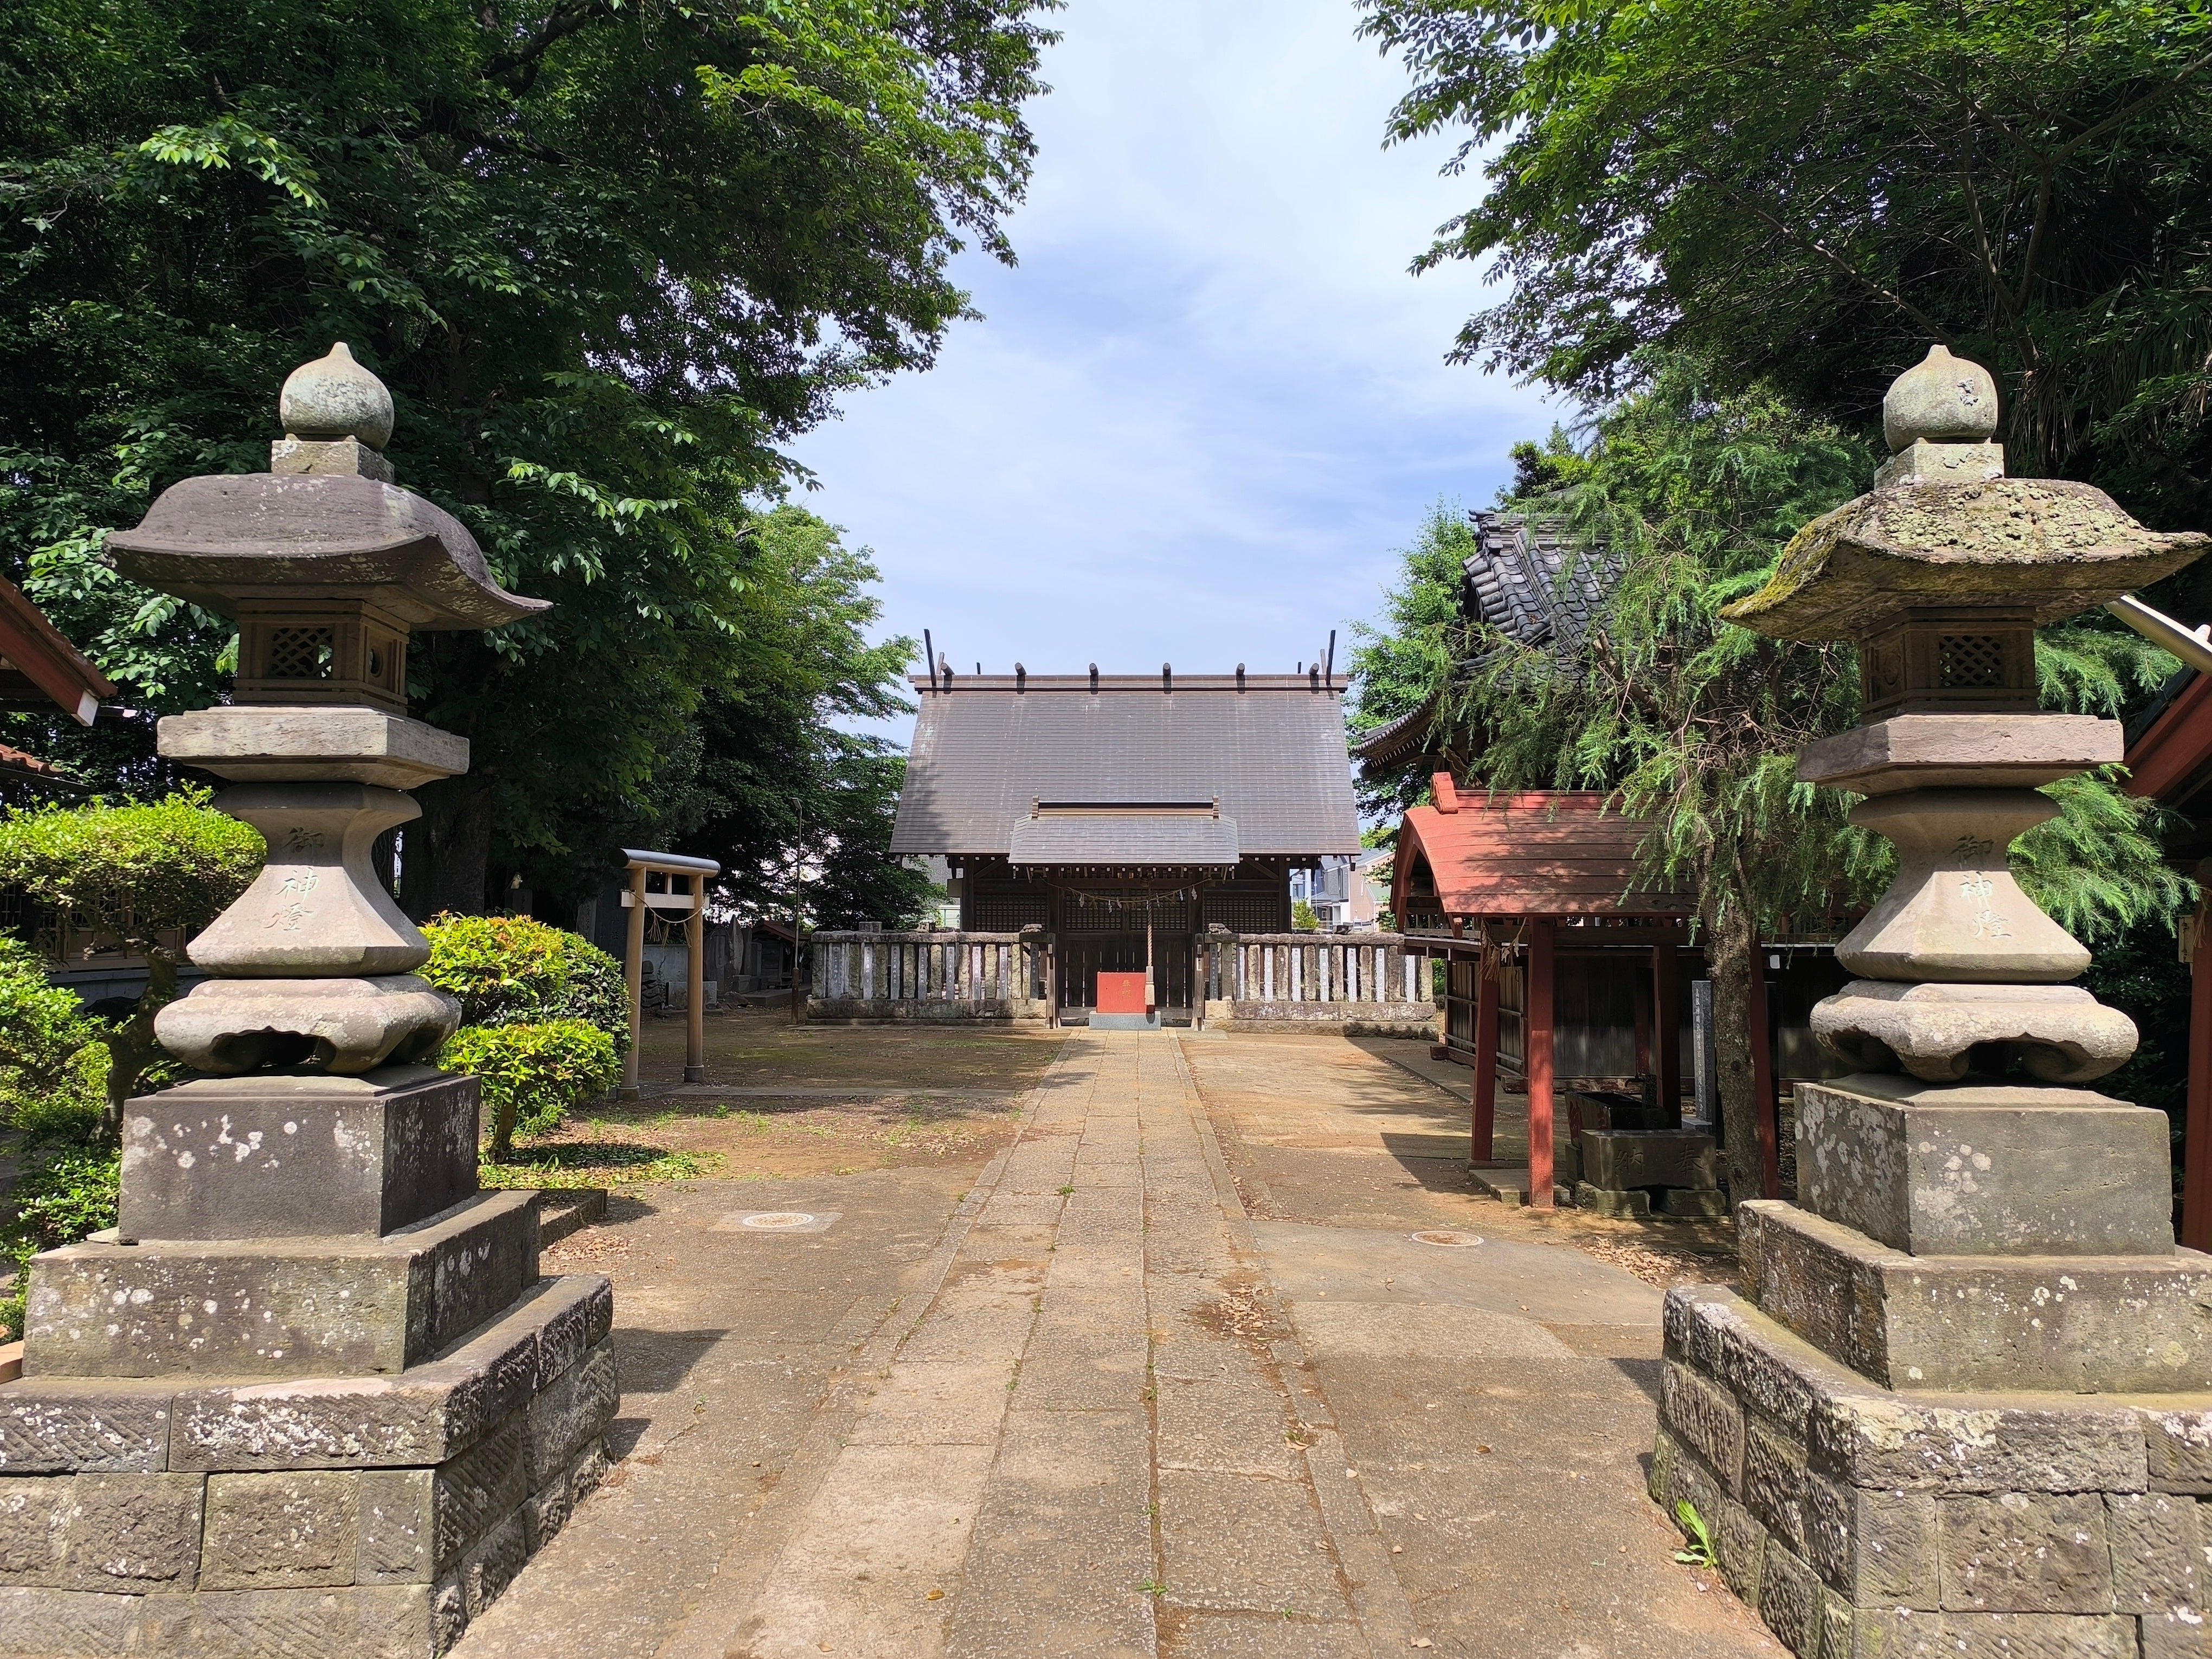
[790, 0, 1555, 709]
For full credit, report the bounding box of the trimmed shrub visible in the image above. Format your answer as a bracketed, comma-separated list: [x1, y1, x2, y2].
[420, 915, 629, 1056]
[443, 1019, 619, 1161]
[0, 936, 104, 1128]
[0, 789, 262, 1122]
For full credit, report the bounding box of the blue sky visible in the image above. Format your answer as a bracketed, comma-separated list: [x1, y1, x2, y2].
[789, 0, 1558, 721]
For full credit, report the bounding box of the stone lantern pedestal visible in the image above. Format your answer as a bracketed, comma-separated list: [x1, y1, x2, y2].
[0, 348, 613, 1657]
[1652, 346, 2212, 1657]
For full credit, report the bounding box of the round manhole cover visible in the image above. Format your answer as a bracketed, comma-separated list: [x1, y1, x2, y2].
[1410, 1229, 1484, 1248]
[738, 1212, 818, 1231]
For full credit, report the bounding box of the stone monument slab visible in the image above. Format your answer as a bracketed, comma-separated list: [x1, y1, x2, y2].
[1792, 1074, 2172, 1256]
[119, 1066, 478, 1242]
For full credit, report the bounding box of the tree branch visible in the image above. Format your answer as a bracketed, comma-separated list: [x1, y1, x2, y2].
[1683, 163, 1959, 350]
[480, 2, 618, 95]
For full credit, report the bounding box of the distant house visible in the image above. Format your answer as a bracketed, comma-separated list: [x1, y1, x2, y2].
[889, 665, 1362, 1017]
[1351, 510, 1617, 790]
[1289, 847, 1391, 930]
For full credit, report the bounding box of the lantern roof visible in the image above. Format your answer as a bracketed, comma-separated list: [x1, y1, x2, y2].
[106, 473, 547, 630]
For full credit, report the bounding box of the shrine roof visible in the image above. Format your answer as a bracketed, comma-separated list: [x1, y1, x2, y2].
[890, 674, 1360, 861]
[1391, 789, 1687, 921]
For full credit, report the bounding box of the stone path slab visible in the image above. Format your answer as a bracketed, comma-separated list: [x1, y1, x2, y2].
[461, 1031, 1779, 1659]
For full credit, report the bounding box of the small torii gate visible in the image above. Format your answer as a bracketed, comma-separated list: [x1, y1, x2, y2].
[618, 847, 722, 1097]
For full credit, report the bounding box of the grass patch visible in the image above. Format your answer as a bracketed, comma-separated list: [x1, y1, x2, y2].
[480, 1141, 727, 1187]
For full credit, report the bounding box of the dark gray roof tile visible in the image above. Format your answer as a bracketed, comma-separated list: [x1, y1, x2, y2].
[891, 677, 1361, 859]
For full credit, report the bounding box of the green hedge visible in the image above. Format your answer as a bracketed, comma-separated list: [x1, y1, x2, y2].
[443, 1019, 620, 1161]
[420, 914, 628, 1055]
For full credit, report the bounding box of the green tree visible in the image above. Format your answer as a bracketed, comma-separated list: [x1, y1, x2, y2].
[1346, 503, 1476, 814]
[1439, 359, 2187, 1202]
[575, 507, 935, 930]
[1358, 0, 2212, 525]
[0, 0, 1053, 901]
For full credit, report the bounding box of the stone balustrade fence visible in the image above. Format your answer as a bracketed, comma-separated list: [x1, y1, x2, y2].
[806, 929, 1438, 1036]
[808, 930, 1050, 1022]
[1200, 931, 1436, 1035]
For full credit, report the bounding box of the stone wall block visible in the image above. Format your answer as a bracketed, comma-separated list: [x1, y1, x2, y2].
[1937, 1491, 2113, 1613]
[533, 1277, 592, 1388]
[460, 1511, 525, 1619]
[2142, 1610, 2212, 1657]
[1663, 1361, 1746, 1494]
[1715, 1319, 1821, 1439]
[567, 1438, 609, 1508]
[1913, 1612, 2138, 1658]
[1663, 1289, 1695, 1365]
[2105, 1491, 2202, 1615]
[432, 1415, 527, 1572]
[1717, 1497, 1770, 1609]
[1650, 1427, 1680, 1506]
[165, 1276, 601, 1472]
[0, 1384, 172, 1473]
[2144, 1410, 2212, 1494]
[1816, 1590, 1851, 1659]
[1759, 1542, 1823, 1656]
[1745, 1419, 1811, 1551]
[0, 1586, 144, 1655]
[524, 1342, 616, 1493]
[520, 1475, 570, 1555]
[1670, 1444, 1727, 1551]
[431, 1574, 467, 1652]
[356, 1469, 433, 1584]
[1805, 1477, 1938, 1609]
[1809, 1395, 2146, 1495]
[0, 1477, 68, 1580]
[138, 1582, 436, 1659]
[201, 1470, 362, 1591]
[582, 1277, 614, 1348]
[0, 1472, 205, 1592]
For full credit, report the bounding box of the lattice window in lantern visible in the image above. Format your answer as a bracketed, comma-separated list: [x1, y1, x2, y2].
[266, 626, 335, 680]
[1937, 634, 2006, 690]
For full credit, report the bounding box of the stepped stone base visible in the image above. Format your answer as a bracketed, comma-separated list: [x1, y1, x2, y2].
[27, 1191, 539, 1380]
[0, 1272, 614, 1656]
[1741, 1201, 2212, 1393]
[1655, 1283, 2212, 1659]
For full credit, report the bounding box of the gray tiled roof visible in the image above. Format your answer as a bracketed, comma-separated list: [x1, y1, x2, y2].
[1008, 815, 1240, 867]
[891, 676, 1362, 859]
[1463, 512, 1617, 658]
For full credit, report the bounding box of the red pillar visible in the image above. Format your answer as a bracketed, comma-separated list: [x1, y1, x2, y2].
[1528, 918, 1557, 1210]
[1652, 941, 1682, 1128]
[2185, 917, 2212, 1251]
[1472, 954, 1500, 1162]
[1747, 938, 1782, 1200]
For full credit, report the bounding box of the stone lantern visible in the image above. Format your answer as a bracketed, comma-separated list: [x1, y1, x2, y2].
[0, 348, 614, 1656]
[1649, 344, 2212, 1656]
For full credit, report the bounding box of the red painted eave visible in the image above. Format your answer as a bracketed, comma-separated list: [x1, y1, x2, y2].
[1390, 790, 1690, 921]
[2126, 673, 2212, 804]
[0, 576, 115, 725]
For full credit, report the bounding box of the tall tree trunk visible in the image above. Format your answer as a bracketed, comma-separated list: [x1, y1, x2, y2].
[406, 776, 493, 921]
[1703, 866, 1765, 1212]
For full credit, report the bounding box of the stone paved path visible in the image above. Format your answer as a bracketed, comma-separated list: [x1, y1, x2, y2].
[461, 1031, 1778, 1659]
